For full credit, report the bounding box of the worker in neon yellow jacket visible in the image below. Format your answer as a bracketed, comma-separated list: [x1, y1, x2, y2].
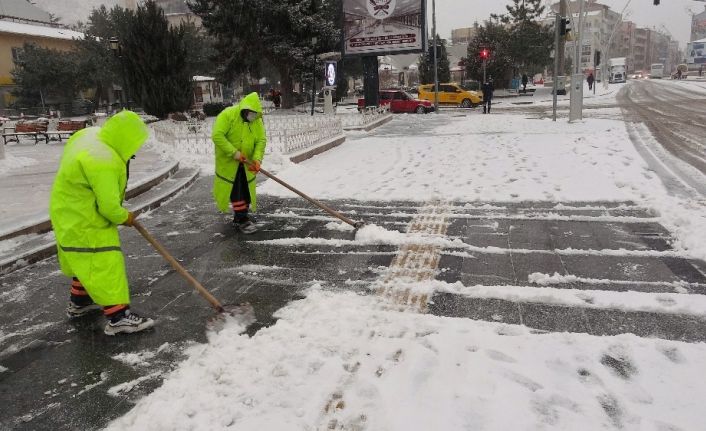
[212, 92, 266, 234]
[49, 111, 154, 335]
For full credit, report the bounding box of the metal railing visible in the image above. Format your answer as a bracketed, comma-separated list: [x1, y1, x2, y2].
[151, 113, 345, 158]
[338, 105, 391, 129]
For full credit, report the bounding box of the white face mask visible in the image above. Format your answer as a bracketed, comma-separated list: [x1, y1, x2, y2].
[246, 112, 258, 122]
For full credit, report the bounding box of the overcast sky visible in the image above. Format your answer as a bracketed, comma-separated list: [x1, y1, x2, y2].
[34, 0, 705, 47]
[433, 0, 706, 47]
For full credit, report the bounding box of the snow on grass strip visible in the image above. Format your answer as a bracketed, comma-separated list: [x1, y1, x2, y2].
[253, 225, 688, 259]
[268, 210, 659, 224]
[433, 280, 706, 318]
[527, 272, 701, 292]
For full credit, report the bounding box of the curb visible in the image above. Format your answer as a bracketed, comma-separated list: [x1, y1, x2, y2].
[0, 168, 199, 276]
[0, 160, 180, 242]
[289, 135, 346, 164]
[342, 114, 393, 132]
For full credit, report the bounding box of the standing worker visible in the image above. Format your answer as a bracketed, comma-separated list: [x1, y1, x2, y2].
[212, 92, 267, 234]
[50, 111, 154, 335]
[482, 78, 494, 114]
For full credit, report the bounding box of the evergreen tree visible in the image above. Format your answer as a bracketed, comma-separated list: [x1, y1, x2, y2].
[74, 6, 131, 109]
[121, 1, 193, 118]
[11, 43, 81, 107]
[465, 21, 514, 86]
[418, 36, 451, 84]
[492, 0, 546, 23]
[491, 0, 554, 77]
[187, 0, 340, 108]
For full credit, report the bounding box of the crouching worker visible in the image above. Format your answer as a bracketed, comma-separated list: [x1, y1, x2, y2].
[49, 111, 154, 335]
[212, 92, 267, 234]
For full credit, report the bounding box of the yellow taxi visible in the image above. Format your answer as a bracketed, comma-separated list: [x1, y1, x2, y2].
[418, 83, 482, 108]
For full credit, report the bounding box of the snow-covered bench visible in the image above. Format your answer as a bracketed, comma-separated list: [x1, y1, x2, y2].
[2, 121, 49, 145]
[45, 120, 87, 142]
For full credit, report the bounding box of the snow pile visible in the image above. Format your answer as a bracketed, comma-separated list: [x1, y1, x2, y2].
[113, 351, 157, 368]
[528, 272, 580, 286]
[106, 287, 706, 430]
[324, 221, 354, 231]
[354, 224, 407, 244]
[439, 280, 706, 317]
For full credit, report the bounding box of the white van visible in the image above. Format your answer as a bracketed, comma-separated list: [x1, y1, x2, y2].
[649, 63, 664, 79]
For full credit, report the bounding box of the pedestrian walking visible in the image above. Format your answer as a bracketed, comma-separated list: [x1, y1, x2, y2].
[482, 78, 494, 114]
[212, 92, 267, 234]
[587, 72, 595, 90]
[521, 73, 528, 93]
[50, 110, 154, 335]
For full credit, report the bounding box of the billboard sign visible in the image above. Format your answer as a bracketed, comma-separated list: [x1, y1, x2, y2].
[324, 61, 337, 87]
[343, 0, 426, 57]
[687, 42, 706, 64]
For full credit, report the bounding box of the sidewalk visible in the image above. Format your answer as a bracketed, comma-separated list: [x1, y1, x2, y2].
[0, 141, 177, 239]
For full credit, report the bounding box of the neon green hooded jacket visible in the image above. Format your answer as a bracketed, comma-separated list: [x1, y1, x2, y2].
[49, 111, 148, 306]
[212, 92, 267, 213]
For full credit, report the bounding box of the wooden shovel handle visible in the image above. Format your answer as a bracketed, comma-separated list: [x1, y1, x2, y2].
[243, 159, 360, 227]
[132, 220, 225, 313]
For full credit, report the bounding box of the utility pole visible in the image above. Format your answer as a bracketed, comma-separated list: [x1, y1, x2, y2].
[311, 36, 317, 116]
[432, 0, 439, 114]
[559, 0, 567, 73]
[574, 0, 584, 75]
[553, 13, 560, 121]
[569, 0, 585, 122]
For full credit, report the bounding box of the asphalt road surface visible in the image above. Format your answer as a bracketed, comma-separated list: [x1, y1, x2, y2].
[618, 79, 706, 194]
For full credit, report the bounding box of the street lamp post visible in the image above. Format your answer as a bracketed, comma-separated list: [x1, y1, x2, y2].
[109, 37, 130, 110]
[432, 0, 439, 114]
[311, 36, 317, 116]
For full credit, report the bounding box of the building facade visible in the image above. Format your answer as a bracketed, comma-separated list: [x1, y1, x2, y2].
[546, 1, 678, 77]
[0, 0, 83, 109]
[125, 0, 202, 27]
[691, 5, 706, 42]
[450, 25, 478, 46]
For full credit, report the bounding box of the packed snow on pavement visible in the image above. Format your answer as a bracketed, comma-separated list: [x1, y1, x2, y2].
[108, 113, 706, 430]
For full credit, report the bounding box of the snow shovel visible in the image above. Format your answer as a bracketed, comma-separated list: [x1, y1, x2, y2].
[243, 159, 365, 229]
[132, 220, 255, 329]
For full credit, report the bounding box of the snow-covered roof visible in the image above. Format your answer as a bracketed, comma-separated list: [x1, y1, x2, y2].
[0, 19, 84, 40]
[692, 38, 706, 43]
[0, 0, 51, 23]
[193, 76, 216, 82]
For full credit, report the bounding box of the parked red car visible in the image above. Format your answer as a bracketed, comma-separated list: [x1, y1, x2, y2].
[358, 90, 434, 114]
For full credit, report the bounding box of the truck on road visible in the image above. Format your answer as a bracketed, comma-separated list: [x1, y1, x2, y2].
[650, 63, 664, 79]
[608, 57, 627, 83]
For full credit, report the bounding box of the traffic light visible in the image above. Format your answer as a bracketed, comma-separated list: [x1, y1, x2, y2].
[480, 48, 490, 60]
[594, 50, 601, 66]
[560, 17, 572, 36]
[428, 45, 441, 59]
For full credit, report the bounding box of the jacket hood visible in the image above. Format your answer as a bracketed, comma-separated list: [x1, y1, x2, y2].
[239, 92, 263, 114]
[97, 111, 149, 162]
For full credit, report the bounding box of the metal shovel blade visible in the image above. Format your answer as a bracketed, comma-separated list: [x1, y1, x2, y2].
[206, 302, 257, 332]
